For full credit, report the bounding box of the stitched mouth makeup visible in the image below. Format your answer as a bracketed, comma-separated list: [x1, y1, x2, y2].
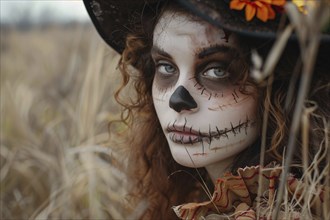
[167, 126, 203, 144]
[166, 117, 254, 145]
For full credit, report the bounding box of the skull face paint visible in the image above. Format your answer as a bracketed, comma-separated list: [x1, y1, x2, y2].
[151, 11, 259, 170]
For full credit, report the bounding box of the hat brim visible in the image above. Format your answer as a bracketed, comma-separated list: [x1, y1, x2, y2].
[178, 0, 282, 40]
[178, 0, 330, 43]
[83, 0, 330, 54]
[83, 0, 162, 54]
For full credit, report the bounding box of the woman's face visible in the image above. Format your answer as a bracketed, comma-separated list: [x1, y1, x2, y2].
[152, 11, 259, 168]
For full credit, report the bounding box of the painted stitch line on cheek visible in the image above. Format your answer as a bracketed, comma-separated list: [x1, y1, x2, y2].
[230, 122, 237, 136]
[233, 89, 239, 98]
[209, 124, 212, 143]
[189, 77, 219, 101]
[231, 89, 240, 103]
[183, 117, 187, 131]
[211, 118, 253, 141]
[198, 129, 204, 154]
[208, 95, 250, 111]
[232, 93, 238, 103]
[208, 92, 213, 100]
[216, 126, 227, 140]
[207, 118, 255, 151]
[245, 115, 250, 135]
[210, 139, 245, 152]
[191, 81, 249, 110]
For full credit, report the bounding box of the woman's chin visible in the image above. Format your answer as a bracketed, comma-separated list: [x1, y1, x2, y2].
[168, 143, 228, 168]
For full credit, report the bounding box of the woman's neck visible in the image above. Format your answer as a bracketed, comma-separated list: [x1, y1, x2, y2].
[205, 156, 235, 183]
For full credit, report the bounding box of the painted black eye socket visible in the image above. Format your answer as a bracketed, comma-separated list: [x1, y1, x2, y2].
[153, 60, 179, 89]
[202, 67, 229, 79]
[194, 61, 232, 92]
[199, 62, 229, 80]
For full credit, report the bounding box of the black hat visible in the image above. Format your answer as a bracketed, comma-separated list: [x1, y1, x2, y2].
[83, 0, 330, 54]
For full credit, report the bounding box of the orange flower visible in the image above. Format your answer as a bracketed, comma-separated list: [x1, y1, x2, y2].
[230, 0, 286, 22]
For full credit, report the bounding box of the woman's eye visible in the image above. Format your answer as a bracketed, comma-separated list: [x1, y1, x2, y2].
[156, 63, 176, 75]
[202, 67, 228, 79]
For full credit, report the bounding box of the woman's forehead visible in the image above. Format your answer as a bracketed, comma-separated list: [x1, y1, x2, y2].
[153, 10, 239, 50]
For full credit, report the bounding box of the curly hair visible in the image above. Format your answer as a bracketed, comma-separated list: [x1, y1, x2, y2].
[112, 2, 330, 219]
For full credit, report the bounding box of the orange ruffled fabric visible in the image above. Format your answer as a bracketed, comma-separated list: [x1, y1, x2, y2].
[172, 163, 328, 220]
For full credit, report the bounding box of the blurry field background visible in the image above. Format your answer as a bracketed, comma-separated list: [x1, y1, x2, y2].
[1, 1, 135, 219]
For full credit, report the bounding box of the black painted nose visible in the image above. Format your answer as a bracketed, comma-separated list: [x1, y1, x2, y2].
[169, 86, 197, 113]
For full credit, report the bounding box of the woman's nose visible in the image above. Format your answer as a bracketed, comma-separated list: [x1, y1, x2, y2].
[169, 85, 197, 113]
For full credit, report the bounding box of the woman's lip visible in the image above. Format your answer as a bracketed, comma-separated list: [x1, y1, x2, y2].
[166, 125, 203, 136]
[169, 131, 200, 139]
[168, 132, 203, 144]
[166, 126, 208, 144]
[171, 131, 197, 136]
[166, 126, 203, 136]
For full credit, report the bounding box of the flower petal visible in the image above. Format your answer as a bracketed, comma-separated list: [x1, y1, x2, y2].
[245, 4, 256, 21]
[230, 0, 246, 10]
[257, 5, 269, 22]
[260, 0, 272, 4]
[267, 4, 276, 19]
[271, 0, 286, 6]
[255, 1, 264, 7]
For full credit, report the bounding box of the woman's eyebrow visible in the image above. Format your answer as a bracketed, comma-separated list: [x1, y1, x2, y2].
[197, 45, 238, 59]
[151, 46, 172, 59]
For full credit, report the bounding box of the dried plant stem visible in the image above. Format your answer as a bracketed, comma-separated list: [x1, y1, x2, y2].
[302, 104, 317, 174]
[272, 19, 322, 220]
[184, 147, 214, 203]
[256, 75, 273, 219]
[324, 120, 330, 219]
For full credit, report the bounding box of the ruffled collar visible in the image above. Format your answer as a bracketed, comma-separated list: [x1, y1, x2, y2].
[173, 162, 328, 220]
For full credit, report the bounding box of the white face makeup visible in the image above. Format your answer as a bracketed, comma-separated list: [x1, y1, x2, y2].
[152, 11, 259, 171]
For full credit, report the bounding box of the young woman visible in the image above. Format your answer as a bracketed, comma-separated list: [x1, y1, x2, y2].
[84, 0, 329, 219]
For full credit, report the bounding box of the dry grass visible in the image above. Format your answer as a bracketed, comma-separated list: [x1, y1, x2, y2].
[1, 24, 132, 219]
[251, 1, 330, 219]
